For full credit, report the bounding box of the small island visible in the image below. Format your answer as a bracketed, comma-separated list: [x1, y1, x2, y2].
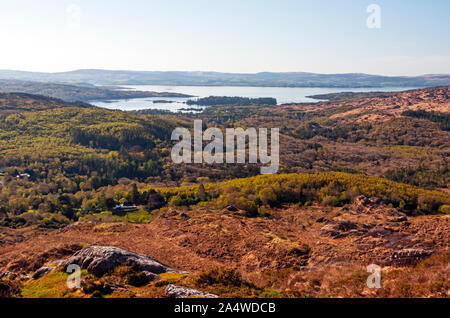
[177, 107, 204, 112]
[186, 96, 277, 106]
[152, 100, 176, 104]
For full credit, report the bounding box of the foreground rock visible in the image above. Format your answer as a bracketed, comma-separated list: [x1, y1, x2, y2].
[32, 260, 65, 279]
[165, 284, 218, 298]
[0, 271, 16, 279]
[142, 271, 161, 282]
[62, 246, 180, 276]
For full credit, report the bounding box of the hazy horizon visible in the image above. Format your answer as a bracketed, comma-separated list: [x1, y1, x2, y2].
[1, 68, 449, 77]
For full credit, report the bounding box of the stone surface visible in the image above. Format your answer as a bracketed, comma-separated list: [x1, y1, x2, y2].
[319, 220, 367, 238]
[142, 271, 161, 282]
[32, 260, 65, 279]
[0, 271, 16, 279]
[165, 284, 218, 298]
[386, 248, 434, 267]
[32, 266, 55, 279]
[62, 246, 179, 276]
[225, 205, 239, 212]
[179, 212, 190, 220]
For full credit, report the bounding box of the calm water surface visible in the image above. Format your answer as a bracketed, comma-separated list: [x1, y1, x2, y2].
[91, 85, 420, 112]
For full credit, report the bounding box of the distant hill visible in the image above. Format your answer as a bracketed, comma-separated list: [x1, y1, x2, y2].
[0, 69, 449, 87]
[186, 96, 277, 106]
[0, 92, 92, 114]
[0, 79, 192, 102]
[278, 85, 450, 124]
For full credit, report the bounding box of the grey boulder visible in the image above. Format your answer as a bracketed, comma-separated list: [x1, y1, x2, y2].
[62, 246, 178, 276]
[32, 260, 66, 279]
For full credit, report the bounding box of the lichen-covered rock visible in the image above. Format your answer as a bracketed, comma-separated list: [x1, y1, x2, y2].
[0, 271, 16, 279]
[386, 248, 434, 267]
[391, 216, 408, 222]
[179, 212, 190, 220]
[32, 260, 65, 279]
[165, 284, 218, 298]
[224, 205, 239, 212]
[32, 266, 55, 279]
[62, 246, 179, 276]
[142, 271, 161, 282]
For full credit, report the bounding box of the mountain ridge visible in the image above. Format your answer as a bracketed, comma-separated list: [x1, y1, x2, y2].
[0, 69, 449, 87]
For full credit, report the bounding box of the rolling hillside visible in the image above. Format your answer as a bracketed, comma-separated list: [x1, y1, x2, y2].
[0, 86, 448, 298]
[0, 79, 192, 102]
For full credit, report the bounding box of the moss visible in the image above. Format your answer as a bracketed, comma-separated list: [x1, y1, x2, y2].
[0, 279, 21, 298]
[21, 270, 89, 298]
[79, 209, 155, 224]
[154, 273, 189, 287]
[257, 290, 284, 298]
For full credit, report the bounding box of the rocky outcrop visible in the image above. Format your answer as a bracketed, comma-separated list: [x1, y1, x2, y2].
[179, 212, 190, 220]
[160, 209, 178, 218]
[32, 260, 65, 279]
[224, 205, 239, 212]
[165, 284, 218, 298]
[142, 271, 161, 282]
[384, 248, 434, 267]
[319, 220, 369, 238]
[346, 196, 406, 217]
[0, 271, 16, 279]
[316, 217, 332, 223]
[390, 216, 408, 223]
[62, 246, 179, 277]
[32, 266, 55, 279]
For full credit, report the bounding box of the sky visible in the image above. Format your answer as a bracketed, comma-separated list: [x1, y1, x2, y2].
[0, 0, 449, 75]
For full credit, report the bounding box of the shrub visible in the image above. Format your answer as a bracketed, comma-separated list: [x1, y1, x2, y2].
[258, 187, 277, 206]
[156, 172, 450, 215]
[196, 268, 244, 287]
[322, 195, 339, 207]
[417, 194, 444, 213]
[81, 277, 112, 296]
[0, 279, 21, 298]
[127, 272, 150, 287]
[438, 205, 450, 214]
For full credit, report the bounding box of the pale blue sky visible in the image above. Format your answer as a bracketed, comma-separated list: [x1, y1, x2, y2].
[0, 0, 449, 75]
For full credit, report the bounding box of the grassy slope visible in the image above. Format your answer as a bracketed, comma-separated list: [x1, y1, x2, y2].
[0, 80, 192, 102]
